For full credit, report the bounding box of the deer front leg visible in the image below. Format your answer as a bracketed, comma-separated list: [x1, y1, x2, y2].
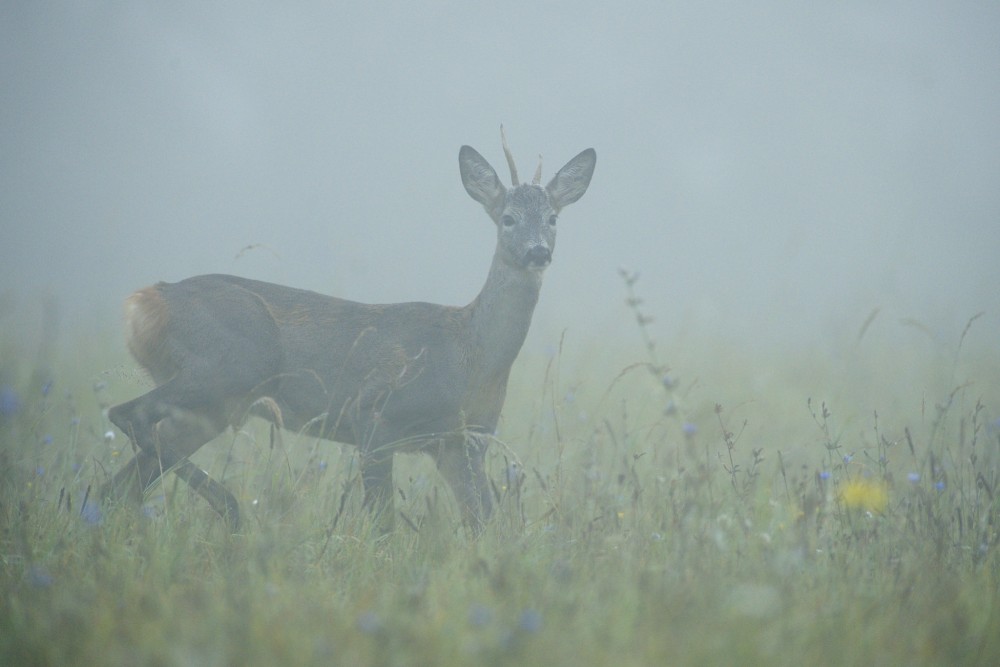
[434, 433, 493, 536]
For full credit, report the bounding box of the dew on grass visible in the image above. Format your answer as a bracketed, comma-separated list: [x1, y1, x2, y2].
[727, 583, 781, 618]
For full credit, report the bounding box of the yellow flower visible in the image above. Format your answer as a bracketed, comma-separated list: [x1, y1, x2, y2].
[839, 479, 888, 513]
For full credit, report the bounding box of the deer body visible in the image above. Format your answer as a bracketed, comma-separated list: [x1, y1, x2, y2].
[102, 134, 596, 532]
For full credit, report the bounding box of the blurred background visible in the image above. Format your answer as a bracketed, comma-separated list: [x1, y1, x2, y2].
[2, 1, 998, 358]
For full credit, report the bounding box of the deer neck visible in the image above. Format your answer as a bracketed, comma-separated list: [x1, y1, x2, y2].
[465, 252, 543, 378]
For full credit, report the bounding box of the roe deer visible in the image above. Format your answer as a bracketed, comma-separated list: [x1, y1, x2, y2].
[101, 128, 596, 533]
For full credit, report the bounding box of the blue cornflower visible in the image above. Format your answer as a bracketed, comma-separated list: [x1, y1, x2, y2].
[356, 611, 383, 635]
[28, 565, 53, 588]
[42, 434, 53, 445]
[41, 380, 53, 397]
[518, 609, 543, 633]
[505, 463, 521, 485]
[35, 466, 44, 477]
[468, 603, 494, 627]
[819, 471, 831, 481]
[908, 472, 920, 483]
[0, 386, 21, 417]
[935, 480, 945, 491]
[80, 498, 102, 526]
[682, 422, 697, 437]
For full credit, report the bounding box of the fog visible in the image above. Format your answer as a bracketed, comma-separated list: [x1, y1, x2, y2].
[3, 2, 998, 359]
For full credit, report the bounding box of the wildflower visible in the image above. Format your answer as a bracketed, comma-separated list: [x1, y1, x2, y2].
[468, 603, 494, 627]
[517, 609, 543, 633]
[103, 430, 115, 443]
[682, 422, 697, 437]
[0, 386, 21, 417]
[42, 434, 53, 445]
[356, 611, 383, 635]
[505, 463, 520, 485]
[935, 480, 945, 491]
[839, 479, 888, 513]
[28, 565, 54, 588]
[317, 460, 328, 472]
[35, 466, 44, 477]
[41, 380, 53, 396]
[907, 472, 920, 483]
[661, 374, 675, 388]
[819, 471, 831, 481]
[843, 454, 853, 464]
[80, 498, 102, 526]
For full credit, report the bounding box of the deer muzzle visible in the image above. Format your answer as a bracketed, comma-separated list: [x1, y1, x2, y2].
[523, 245, 552, 269]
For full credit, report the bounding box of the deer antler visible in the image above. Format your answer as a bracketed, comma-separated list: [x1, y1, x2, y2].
[500, 124, 519, 186]
[532, 155, 543, 185]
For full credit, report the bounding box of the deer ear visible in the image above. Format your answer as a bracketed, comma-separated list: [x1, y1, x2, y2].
[546, 148, 596, 210]
[460, 146, 505, 212]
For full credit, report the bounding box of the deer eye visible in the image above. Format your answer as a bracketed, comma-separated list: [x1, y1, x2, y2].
[501, 215, 517, 228]
[548, 215, 558, 226]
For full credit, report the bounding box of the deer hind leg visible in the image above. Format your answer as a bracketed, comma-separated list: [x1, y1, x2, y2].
[433, 433, 493, 536]
[359, 454, 396, 533]
[102, 378, 237, 526]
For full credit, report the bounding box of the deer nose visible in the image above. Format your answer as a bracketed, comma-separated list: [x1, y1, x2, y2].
[524, 246, 552, 267]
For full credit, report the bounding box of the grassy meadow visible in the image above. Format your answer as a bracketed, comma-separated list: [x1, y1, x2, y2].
[1, 286, 999, 666]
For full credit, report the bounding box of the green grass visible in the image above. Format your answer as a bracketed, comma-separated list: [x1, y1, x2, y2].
[1, 291, 998, 666]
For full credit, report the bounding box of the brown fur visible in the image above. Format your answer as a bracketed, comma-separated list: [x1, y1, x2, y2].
[123, 285, 172, 382]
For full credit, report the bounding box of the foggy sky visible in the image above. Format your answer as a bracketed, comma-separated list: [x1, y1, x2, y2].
[2, 2, 998, 358]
